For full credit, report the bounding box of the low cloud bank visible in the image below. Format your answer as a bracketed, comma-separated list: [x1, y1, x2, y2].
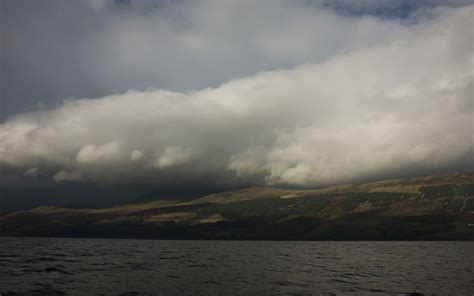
[0, 6, 472, 193]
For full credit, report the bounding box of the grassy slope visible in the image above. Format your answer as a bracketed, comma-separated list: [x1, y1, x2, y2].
[1, 173, 473, 240]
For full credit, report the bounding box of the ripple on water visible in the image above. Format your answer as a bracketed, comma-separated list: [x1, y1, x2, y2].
[0, 239, 472, 295]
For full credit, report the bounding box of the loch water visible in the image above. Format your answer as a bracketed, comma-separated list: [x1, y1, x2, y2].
[0, 238, 472, 295]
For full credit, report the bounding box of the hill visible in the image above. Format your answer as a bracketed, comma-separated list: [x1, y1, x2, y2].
[1, 173, 473, 240]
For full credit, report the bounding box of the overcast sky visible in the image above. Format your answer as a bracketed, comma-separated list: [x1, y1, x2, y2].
[0, 0, 473, 211]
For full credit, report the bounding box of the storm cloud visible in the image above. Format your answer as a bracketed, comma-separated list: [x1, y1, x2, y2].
[0, 1, 473, 209]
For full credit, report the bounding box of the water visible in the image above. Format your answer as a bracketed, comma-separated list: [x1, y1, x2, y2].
[0, 238, 472, 295]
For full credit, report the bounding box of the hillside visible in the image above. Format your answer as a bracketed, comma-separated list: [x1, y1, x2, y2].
[1, 173, 473, 240]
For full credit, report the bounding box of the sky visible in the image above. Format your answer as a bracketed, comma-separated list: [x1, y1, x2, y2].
[0, 0, 473, 211]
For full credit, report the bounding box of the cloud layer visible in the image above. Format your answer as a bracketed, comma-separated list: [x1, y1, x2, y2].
[3, 0, 471, 119]
[0, 5, 472, 196]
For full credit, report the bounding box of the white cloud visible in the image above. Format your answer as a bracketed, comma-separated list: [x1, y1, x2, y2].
[76, 141, 123, 164]
[0, 0, 423, 119]
[130, 149, 145, 162]
[153, 147, 192, 169]
[0, 5, 472, 189]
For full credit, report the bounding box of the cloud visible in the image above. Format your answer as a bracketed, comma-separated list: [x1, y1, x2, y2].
[76, 142, 123, 164]
[130, 149, 145, 162]
[4, 0, 472, 120]
[53, 170, 84, 182]
[0, 5, 472, 193]
[24, 167, 39, 177]
[153, 147, 192, 169]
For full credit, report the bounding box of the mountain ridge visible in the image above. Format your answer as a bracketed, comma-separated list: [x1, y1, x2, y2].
[1, 172, 473, 240]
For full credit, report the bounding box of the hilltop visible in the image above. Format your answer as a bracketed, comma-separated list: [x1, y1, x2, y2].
[1, 173, 473, 240]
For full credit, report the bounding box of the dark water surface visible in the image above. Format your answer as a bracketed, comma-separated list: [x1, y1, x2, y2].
[0, 238, 472, 295]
